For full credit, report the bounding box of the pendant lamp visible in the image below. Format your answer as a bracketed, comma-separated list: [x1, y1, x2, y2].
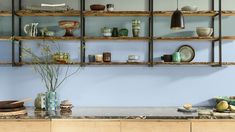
[171, 0, 185, 30]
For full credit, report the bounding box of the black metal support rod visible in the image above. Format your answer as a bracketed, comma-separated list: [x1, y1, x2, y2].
[148, 0, 154, 66]
[11, 0, 15, 66]
[211, 0, 215, 63]
[218, 0, 222, 66]
[18, 0, 22, 64]
[80, 0, 86, 65]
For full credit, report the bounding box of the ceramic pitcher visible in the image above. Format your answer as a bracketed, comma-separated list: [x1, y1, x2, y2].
[24, 23, 39, 37]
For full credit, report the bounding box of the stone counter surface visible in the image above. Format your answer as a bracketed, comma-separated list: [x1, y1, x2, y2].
[0, 107, 235, 120]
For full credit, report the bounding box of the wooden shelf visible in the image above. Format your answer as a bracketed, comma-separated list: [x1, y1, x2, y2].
[14, 36, 81, 41]
[84, 36, 149, 41]
[0, 62, 12, 65]
[18, 62, 81, 65]
[222, 11, 235, 16]
[154, 37, 217, 41]
[154, 62, 235, 66]
[154, 11, 217, 17]
[0, 36, 12, 41]
[0, 11, 11, 16]
[16, 10, 80, 16]
[222, 36, 235, 40]
[85, 62, 149, 65]
[84, 11, 150, 16]
[154, 62, 213, 65]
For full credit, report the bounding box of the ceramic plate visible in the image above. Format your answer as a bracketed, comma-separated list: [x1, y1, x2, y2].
[178, 45, 195, 62]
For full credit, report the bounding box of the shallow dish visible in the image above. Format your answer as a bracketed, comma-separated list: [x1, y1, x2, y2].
[178, 45, 195, 62]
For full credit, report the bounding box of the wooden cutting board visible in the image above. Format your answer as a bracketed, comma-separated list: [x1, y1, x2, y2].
[0, 109, 27, 116]
[0, 107, 25, 112]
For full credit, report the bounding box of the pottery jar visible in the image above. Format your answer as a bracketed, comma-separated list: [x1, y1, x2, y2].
[102, 27, 112, 37]
[103, 52, 111, 62]
[95, 54, 103, 62]
[119, 28, 128, 37]
[172, 52, 181, 62]
[112, 27, 119, 37]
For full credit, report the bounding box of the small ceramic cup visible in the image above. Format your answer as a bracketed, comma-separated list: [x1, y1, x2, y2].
[172, 52, 181, 62]
[88, 55, 96, 62]
[161, 55, 172, 62]
[106, 4, 114, 11]
[128, 55, 140, 60]
[95, 54, 103, 62]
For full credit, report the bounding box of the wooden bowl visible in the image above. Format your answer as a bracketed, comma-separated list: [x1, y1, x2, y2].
[90, 4, 105, 11]
[0, 100, 24, 109]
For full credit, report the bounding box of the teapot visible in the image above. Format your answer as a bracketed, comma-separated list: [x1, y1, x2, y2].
[24, 23, 39, 37]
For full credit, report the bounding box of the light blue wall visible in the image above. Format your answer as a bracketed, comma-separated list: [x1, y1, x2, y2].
[0, 0, 235, 107]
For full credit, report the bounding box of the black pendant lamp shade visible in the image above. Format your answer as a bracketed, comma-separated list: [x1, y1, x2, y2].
[171, 0, 185, 30]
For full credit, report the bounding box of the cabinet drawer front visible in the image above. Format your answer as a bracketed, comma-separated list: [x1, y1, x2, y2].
[121, 121, 190, 132]
[192, 122, 235, 132]
[0, 120, 50, 132]
[52, 119, 120, 132]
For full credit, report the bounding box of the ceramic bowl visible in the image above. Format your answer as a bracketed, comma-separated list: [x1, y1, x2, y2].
[128, 55, 140, 60]
[90, 4, 105, 11]
[181, 6, 198, 11]
[196, 27, 213, 37]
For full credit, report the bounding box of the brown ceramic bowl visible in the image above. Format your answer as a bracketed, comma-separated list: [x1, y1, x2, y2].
[0, 100, 24, 109]
[90, 4, 105, 11]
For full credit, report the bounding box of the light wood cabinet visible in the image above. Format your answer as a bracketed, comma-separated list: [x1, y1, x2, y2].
[51, 119, 121, 132]
[192, 121, 235, 132]
[121, 121, 190, 132]
[0, 120, 51, 132]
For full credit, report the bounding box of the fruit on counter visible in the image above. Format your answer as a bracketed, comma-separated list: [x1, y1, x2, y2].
[216, 101, 229, 112]
[183, 103, 192, 110]
[229, 105, 235, 112]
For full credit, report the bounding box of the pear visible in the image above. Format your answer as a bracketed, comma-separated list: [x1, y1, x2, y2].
[183, 103, 192, 110]
[229, 105, 235, 112]
[216, 101, 229, 112]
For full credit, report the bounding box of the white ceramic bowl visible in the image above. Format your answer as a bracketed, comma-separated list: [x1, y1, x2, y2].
[128, 55, 140, 60]
[181, 6, 198, 11]
[196, 27, 213, 37]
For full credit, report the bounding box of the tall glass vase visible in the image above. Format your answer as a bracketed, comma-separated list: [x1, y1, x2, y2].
[46, 91, 58, 112]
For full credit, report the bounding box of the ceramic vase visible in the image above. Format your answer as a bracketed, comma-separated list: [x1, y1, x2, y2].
[132, 20, 141, 37]
[46, 91, 58, 111]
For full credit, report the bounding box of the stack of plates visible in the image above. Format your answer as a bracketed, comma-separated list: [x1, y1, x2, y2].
[0, 100, 27, 116]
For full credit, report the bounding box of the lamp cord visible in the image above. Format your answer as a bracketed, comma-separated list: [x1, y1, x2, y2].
[177, 0, 179, 10]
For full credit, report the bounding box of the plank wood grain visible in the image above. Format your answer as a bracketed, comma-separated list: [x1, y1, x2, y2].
[192, 122, 235, 132]
[51, 119, 120, 132]
[0, 120, 50, 132]
[121, 121, 190, 132]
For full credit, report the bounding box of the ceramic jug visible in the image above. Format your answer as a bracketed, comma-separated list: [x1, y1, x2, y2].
[24, 23, 39, 37]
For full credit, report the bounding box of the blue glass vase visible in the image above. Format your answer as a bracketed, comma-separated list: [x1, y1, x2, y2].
[46, 91, 58, 111]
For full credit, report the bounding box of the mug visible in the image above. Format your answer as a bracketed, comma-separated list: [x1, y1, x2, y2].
[172, 52, 181, 62]
[161, 55, 172, 62]
[106, 4, 114, 11]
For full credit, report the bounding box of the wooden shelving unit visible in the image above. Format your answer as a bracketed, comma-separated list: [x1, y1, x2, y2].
[16, 9, 80, 16]
[1, 0, 234, 67]
[0, 11, 11, 16]
[14, 36, 81, 41]
[84, 11, 150, 16]
[84, 36, 149, 41]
